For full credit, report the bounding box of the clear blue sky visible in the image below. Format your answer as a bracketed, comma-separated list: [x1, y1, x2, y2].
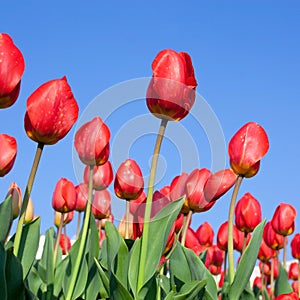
[1, 1, 299, 261]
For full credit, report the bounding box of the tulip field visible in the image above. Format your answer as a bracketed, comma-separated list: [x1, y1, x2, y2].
[0, 32, 300, 300]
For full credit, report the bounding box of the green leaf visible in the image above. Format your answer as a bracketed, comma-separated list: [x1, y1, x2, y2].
[85, 263, 102, 300]
[94, 258, 110, 299]
[53, 257, 68, 298]
[26, 266, 43, 297]
[174, 280, 206, 300]
[274, 263, 293, 296]
[229, 220, 266, 300]
[86, 214, 100, 269]
[0, 195, 13, 243]
[0, 243, 7, 300]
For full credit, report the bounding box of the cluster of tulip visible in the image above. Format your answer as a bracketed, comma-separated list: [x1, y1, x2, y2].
[0, 33, 299, 299]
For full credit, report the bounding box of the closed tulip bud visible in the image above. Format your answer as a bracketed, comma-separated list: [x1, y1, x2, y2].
[59, 233, 71, 255]
[24, 198, 34, 224]
[291, 281, 298, 295]
[234, 229, 249, 253]
[99, 214, 114, 230]
[291, 233, 300, 259]
[253, 276, 262, 290]
[205, 245, 225, 267]
[74, 117, 110, 166]
[83, 161, 113, 190]
[92, 189, 111, 220]
[25, 77, 79, 145]
[118, 213, 134, 239]
[259, 257, 279, 278]
[54, 211, 74, 228]
[163, 224, 176, 255]
[114, 159, 144, 200]
[235, 192, 262, 233]
[274, 292, 298, 300]
[217, 221, 240, 251]
[0, 134, 17, 177]
[228, 122, 269, 178]
[288, 262, 299, 280]
[6, 182, 22, 219]
[263, 222, 285, 250]
[196, 222, 214, 247]
[185, 227, 206, 256]
[146, 49, 197, 121]
[174, 213, 185, 233]
[75, 183, 88, 212]
[271, 203, 296, 236]
[129, 191, 147, 215]
[52, 178, 77, 213]
[208, 264, 222, 276]
[0, 33, 25, 108]
[258, 239, 276, 262]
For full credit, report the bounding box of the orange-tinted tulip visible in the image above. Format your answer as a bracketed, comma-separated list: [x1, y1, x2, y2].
[0, 33, 25, 108]
[114, 159, 144, 200]
[271, 203, 296, 236]
[25, 77, 78, 145]
[52, 178, 77, 213]
[169, 172, 189, 213]
[92, 189, 111, 220]
[59, 233, 71, 255]
[74, 117, 110, 166]
[196, 222, 214, 247]
[228, 122, 269, 178]
[263, 222, 285, 250]
[6, 182, 22, 219]
[0, 134, 17, 177]
[257, 239, 276, 263]
[288, 262, 299, 281]
[99, 214, 114, 230]
[217, 221, 240, 251]
[54, 211, 74, 228]
[83, 160, 113, 190]
[118, 213, 134, 239]
[235, 192, 262, 233]
[146, 49, 197, 121]
[274, 292, 298, 300]
[291, 233, 300, 259]
[75, 183, 88, 212]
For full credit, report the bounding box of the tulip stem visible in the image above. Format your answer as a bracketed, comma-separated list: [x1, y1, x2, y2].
[270, 257, 274, 299]
[228, 175, 243, 285]
[242, 232, 248, 254]
[261, 262, 265, 300]
[76, 212, 81, 240]
[138, 118, 168, 291]
[125, 200, 130, 239]
[65, 165, 94, 300]
[283, 236, 287, 269]
[14, 142, 44, 257]
[53, 213, 64, 265]
[181, 210, 193, 246]
[224, 251, 228, 278]
[64, 225, 68, 255]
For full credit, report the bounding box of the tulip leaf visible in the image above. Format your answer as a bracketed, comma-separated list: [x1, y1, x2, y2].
[86, 214, 100, 269]
[229, 220, 265, 300]
[274, 263, 293, 296]
[157, 273, 171, 297]
[0, 243, 7, 299]
[0, 195, 13, 243]
[53, 257, 68, 298]
[173, 280, 206, 300]
[27, 266, 43, 297]
[94, 257, 110, 298]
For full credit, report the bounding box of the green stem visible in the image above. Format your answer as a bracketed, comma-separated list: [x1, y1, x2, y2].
[228, 175, 243, 285]
[283, 236, 287, 269]
[224, 251, 227, 277]
[14, 142, 44, 257]
[157, 264, 165, 300]
[65, 165, 94, 300]
[53, 213, 64, 265]
[270, 257, 274, 299]
[137, 118, 168, 291]
[261, 262, 265, 300]
[181, 210, 193, 246]
[76, 212, 81, 240]
[242, 232, 248, 254]
[64, 225, 68, 254]
[125, 200, 130, 239]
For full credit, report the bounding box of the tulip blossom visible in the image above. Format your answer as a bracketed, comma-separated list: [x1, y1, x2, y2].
[0, 134, 17, 177]
[235, 192, 262, 233]
[74, 117, 110, 166]
[263, 222, 285, 250]
[83, 161, 113, 190]
[259, 257, 279, 278]
[24, 198, 34, 224]
[129, 191, 147, 215]
[146, 49, 197, 121]
[274, 292, 298, 300]
[291, 281, 298, 295]
[235, 230, 251, 253]
[118, 213, 134, 239]
[25, 77, 79, 145]
[99, 214, 114, 230]
[257, 239, 276, 263]
[92, 189, 111, 220]
[288, 262, 299, 281]
[185, 227, 206, 256]
[196, 222, 214, 247]
[6, 182, 22, 219]
[271, 203, 296, 236]
[291, 233, 300, 259]
[217, 221, 240, 251]
[174, 213, 185, 233]
[52, 178, 77, 213]
[0, 33, 25, 108]
[114, 159, 144, 200]
[75, 183, 88, 212]
[228, 122, 269, 178]
[59, 234, 71, 255]
[208, 264, 222, 276]
[253, 276, 262, 290]
[169, 172, 189, 213]
[54, 211, 74, 228]
[205, 245, 225, 267]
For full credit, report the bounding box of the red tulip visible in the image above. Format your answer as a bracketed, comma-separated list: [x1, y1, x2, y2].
[253, 276, 262, 290]
[218, 271, 225, 288]
[59, 233, 71, 255]
[129, 191, 147, 215]
[185, 227, 206, 256]
[208, 264, 222, 276]
[291, 233, 300, 259]
[263, 222, 285, 250]
[83, 160, 113, 190]
[217, 221, 240, 251]
[204, 169, 237, 202]
[169, 172, 189, 213]
[6, 182, 22, 219]
[114, 159, 144, 200]
[54, 211, 74, 227]
[288, 262, 299, 281]
[92, 189, 111, 220]
[74, 117, 110, 166]
[0, 33, 25, 108]
[235, 192, 262, 233]
[25, 77, 79, 145]
[234, 230, 251, 253]
[99, 214, 114, 230]
[75, 183, 88, 212]
[291, 281, 298, 295]
[257, 239, 276, 262]
[52, 178, 77, 213]
[0, 134, 17, 177]
[146, 49, 197, 121]
[196, 222, 214, 247]
[259, 257, 279, 278]
[274, 292, 298, 300]
[205, 245, 225, 267]
[271, 203, 296, 236]
[228, 122, 269, 178]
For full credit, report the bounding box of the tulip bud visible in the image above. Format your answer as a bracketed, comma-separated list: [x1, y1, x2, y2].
[114, 159, 144, 200]
[257, 239, 276, 262]
[52, 178, 77, 213]
[24, 198, 34, 224]
[59, 233, 71, 255]
[205, 245, 225, 267]
[228, 122, 269, 178]
[0, 33, 25, 108]
[0, 134, 17, 177]
[274, 292, 299, 300]
[129, 191, 147, 215]
[6, 182, 22, 219]
[146, 49, 197, 121]
[217, 221, 240, 251]
[54, 211, 74, 228]
[288, 262, 299, 281]
[259, 257, 279, 278]
[291, 281, 298, 295]
[208, 264, 222, 276]
[99, 214, 114, 230]
[75, 183, 88, 212]
[174, 213, 185, 233]
[196, 222, 214, 247]
[291, 233, 300, 260]
[185, 227, 206, 256]
[253, 276, 262, 290]
[263, 222, 285, 250]
[118, 213, 134, 239]
[271, 203, 296, 236]
[92, 189, 111, 220]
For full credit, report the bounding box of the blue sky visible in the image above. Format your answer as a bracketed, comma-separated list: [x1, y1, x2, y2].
[1, 1, 299, 260]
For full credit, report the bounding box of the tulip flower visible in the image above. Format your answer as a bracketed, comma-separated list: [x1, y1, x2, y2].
[205, 245, 225, 267]
[263, 222, 285, 250]
[129, 191, 147, 215]
[146, 49, 197, 121]
[271, 203, 296, 236]
[217, 221, 240, 251]
[24, 77, 79, 145]
[291, 281, 298, 295]
[83, 160, 113, 190]
[208, 264, 222, 276]
[24, 198, 34, 224]
[52, 178, 77, 213]
[6, 182, 22, 219]
[174, 213, 185, 233]
[184, 227, 206, 256]
[92, 189, 111, 220]
[288, 262, 299, 281]
[259, 257, 279, 278]
[274, 292, 298, 300]
[0, 134, 17, 177]
[59, 233, 71, 255]
[75, 183, 88, 212]
[99, 214, 114, 230]
[235, 230, 251, 253]
[235, 192, 262, 233]
[169, 172, 189, 213]
[291, 233, 300, 259]
[0, 33, 25, 108]
[74, 116, 110, 166]
[258, 239, 276, 263]
[228, 122, 269, 178]
[196, 222, 214, 247]
[54, 211, 74, 228]
[118, 213, 134, 239]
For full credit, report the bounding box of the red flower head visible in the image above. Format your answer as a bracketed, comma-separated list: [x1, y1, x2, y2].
[196, 222, 214, 247]
[263, 221, 285, 250]
[253, 276, 262, 290]
[92, 189, 111, 220]
[259, 257, 279, 278]
[257, 239, 276, 263]
[75, 183, 88, 212]
[271, 203, 296, 236]
[25, 77, 78, 145]
[288, 262, 299, 281]
[54, 211, 74, 228]
[0, 33, 25, 108]
[291, 233, 300, 260]
[83, 160, 113, 190]
[6, 182, 22, 219]
[59, 234, 71, 255]
[169, 172, 189, 213]
[274, 292, 299, 300]
[217, 221, 240, 251]
[52, 178, 77, 213]
[291, 281, 298, 295]
[235, 192, 262, 233]
[205, 245, 225, 267]
[185, 227, 206, 256]
[129, 191, 147, 215]
[228, 122, 269, 178]
[146, 49, 197, 121]
[114, 159, 144, 200]
[74, 117, 110, 166]
[174, 213, 186, 233]
[0, 134, 17, 177]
